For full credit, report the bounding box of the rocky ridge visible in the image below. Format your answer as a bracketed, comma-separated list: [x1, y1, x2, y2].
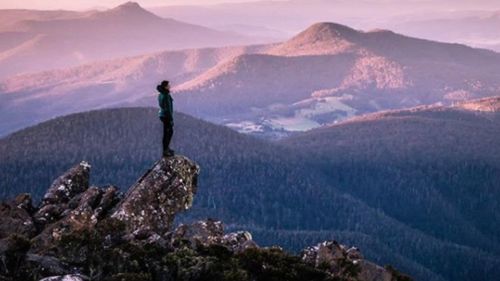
[0, 155, 410, 281]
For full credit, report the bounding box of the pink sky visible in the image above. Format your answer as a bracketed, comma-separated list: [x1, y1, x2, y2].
[0, 0, 264, 10]
[1, 0, 499, 12]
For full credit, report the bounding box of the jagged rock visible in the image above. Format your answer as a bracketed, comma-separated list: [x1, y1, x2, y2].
[169, 219, 224, 248]
[221, 231, 257, 253]
[94, 186, 121, 219]
[31, 186, 122, 256]
[63, 186, 103, 228]
[302, 240, 396, 281]
[0, 195, 36, 239]
[33, 162, 91, 227]
[112, 156, 199, 235]
[14, 193, 35, 214]
[168, 219, 258, 253]
[38, 275, 88, 281]
[41, 162, 91, 205]
[302, 241, 345, 268]
[346, 246, 363, 260]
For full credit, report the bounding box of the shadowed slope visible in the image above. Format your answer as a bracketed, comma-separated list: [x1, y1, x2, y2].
[1, 107, 500, 280]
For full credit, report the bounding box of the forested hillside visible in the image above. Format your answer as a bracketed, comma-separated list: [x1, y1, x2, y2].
[281, 97, 500, 249]
[1, 106, 499, 281]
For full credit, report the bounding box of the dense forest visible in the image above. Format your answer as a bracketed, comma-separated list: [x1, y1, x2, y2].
[1, 105, 499, 281]
[281, 104, 500, 250]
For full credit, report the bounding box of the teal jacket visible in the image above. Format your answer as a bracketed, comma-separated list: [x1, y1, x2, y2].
[157, 87, 174, 123]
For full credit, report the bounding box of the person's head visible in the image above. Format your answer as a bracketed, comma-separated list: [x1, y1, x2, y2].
[160, 80, 170, 91]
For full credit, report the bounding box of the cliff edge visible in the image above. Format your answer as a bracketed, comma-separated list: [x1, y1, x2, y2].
[0, 156, 411, 281]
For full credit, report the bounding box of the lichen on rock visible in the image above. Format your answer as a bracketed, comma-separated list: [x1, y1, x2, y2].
[33, 162, 91, 228]
[111, 155, 200, 235]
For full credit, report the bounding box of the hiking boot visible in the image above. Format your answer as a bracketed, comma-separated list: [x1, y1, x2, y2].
[163, 149, 175, 157]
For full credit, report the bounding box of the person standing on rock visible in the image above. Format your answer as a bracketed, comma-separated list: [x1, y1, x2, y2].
[157, 80, 174, 157]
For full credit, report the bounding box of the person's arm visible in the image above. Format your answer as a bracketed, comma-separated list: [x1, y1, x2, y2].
[157, 85, 165, 109]
[166, 95, 174, 125]
[158, 94, 163, 109]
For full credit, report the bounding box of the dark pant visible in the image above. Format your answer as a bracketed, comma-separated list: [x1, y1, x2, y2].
[160, 117, 173, 154]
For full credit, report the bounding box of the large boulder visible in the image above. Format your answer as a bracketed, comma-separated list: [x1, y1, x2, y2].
[0, 194, 36, 239]
[111, 156, 200, 235]
[33, 162, 91, 228]
[30, 185, 121, 255]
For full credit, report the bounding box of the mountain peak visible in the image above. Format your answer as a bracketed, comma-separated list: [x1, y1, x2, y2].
[113, 1, 142, 11]
[267, 22, 361, 56]
[104, 1, 160, 20]
[302, 22, 360, 40]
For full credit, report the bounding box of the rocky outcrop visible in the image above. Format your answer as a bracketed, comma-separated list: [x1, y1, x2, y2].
[31, 185, 121, 257]
[33, 162, 91, 228]
[0, 155, 410, 281]
[167, 219, 258, 253]
[301, 241, 404, 281]
[0, 193, 36, 239]
[112, 156, 199, 235]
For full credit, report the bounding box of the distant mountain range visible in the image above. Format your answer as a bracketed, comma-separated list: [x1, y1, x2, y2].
[1, 96, 499, 281]
[0, 42, 270, 136]
[2, 21, 500, 137]
[0, 2, 253, 78]
[391, 10, 500, 52]
[150, 1, 500, 52]
[170, 22, 500, 133]
[149, 0, 500, 35]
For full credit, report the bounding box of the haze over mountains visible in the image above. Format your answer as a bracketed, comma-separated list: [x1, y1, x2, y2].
[150, 0, 500, 33]
[150, 0, 500, 51]
[1, 97, 499, 281]
[392, 10, 500, 52]
[172, 22, 500, 132]
[0, 42, 271, 136]
[0, 2, 254, 78]
[2, 20, 500, 137]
